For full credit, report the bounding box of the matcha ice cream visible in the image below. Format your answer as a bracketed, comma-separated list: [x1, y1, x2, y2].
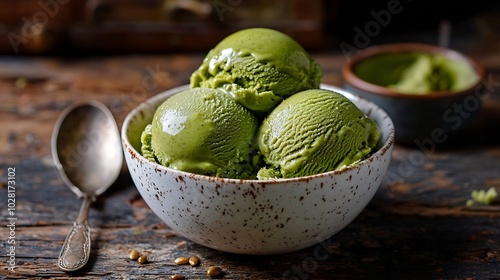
[141, 88, 259, 179]
[140, 28, 381, 180]
[354, 52, 479, 94]
[190, 28, 322, 113]
[257, 89, 380, 179]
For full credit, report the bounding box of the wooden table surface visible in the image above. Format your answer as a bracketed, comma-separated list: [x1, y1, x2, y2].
[1, 47, 500, 279]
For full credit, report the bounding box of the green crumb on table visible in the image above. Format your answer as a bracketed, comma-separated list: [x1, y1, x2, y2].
[466, 187, 498, 207]
[15, 77, 28, 89]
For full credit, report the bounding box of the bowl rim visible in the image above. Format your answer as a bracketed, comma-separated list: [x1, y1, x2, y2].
[121, 84, 395, 184]
[342, 42, 486, 100]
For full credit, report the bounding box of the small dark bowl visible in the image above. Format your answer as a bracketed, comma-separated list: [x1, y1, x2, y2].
[342, 43, 486, 145]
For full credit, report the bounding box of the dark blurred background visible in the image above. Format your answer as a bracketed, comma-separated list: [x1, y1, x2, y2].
[0, 0, 499, 55]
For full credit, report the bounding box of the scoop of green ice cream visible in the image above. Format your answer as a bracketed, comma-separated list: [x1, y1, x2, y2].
[141, 88, 260, 179]
[190, 28, 323, 113]
[353, 52, 479, 94]
[257, 89, 380, 179]
[389, 54, 478, 93]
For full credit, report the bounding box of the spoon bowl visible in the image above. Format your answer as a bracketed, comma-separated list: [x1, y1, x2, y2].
[52, 100, 122, 271]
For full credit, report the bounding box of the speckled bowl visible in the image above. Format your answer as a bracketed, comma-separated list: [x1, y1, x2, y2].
[342, 43, 485, 144]
[121, 84, 394, 255]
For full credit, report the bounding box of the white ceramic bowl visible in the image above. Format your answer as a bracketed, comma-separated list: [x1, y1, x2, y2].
[121, 84, 394, 254]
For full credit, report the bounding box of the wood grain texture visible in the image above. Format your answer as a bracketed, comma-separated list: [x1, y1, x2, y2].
[1, 53, 499, 279]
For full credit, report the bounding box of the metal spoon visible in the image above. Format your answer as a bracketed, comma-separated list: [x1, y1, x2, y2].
[51, 100, 122, 272]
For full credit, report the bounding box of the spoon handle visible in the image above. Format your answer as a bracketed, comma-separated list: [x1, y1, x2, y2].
[58, 195, 93, 271]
